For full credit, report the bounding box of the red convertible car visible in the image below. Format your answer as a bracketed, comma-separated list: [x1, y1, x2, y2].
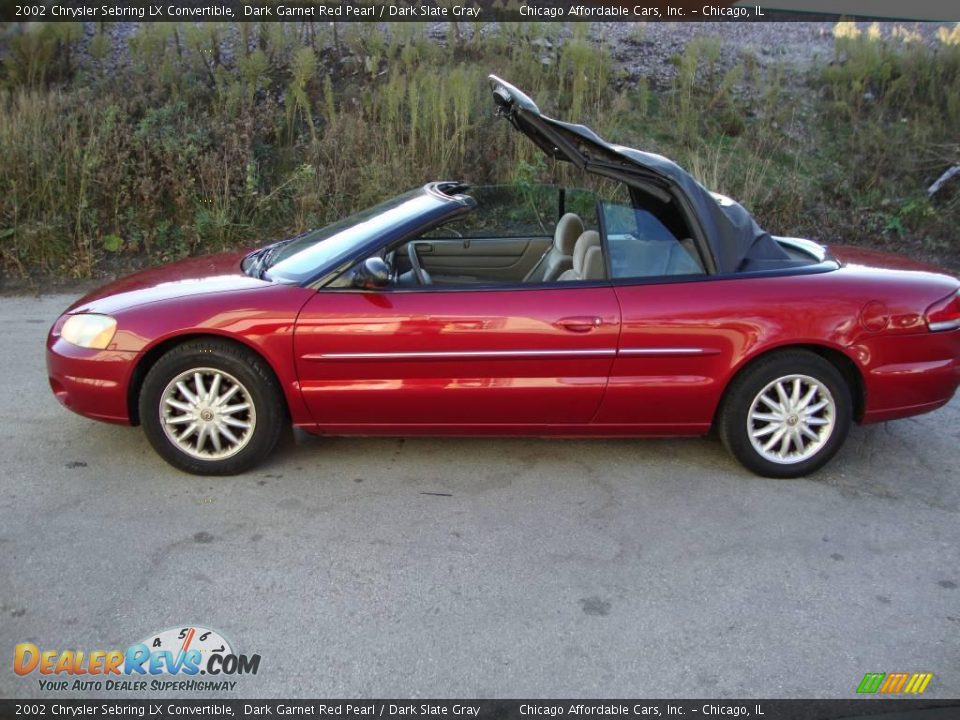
[47, 76, 960, 477]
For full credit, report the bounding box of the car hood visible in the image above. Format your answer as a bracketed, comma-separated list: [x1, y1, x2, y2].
[489, 74, 787, 274]
[67, 250, 270, 315]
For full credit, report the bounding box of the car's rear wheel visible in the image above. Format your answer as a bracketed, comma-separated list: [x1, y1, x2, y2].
[139, 339, 285, 475]
[719, 350, 852, 478]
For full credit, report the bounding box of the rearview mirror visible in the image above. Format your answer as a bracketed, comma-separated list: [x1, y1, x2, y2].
[352, 257, 390, 289]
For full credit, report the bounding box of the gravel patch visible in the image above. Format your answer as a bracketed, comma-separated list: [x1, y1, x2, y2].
[64, 20, 954, 87]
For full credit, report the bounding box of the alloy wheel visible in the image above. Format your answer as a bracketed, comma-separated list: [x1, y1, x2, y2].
[746, 374, 836, 465]
[158, 367, 257, 461]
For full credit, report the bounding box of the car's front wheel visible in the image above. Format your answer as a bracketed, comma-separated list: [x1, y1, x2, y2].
[719, 350, 852, 478]
[139, 339, 285, 475]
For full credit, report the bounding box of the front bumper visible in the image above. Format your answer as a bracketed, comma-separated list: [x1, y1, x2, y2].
[46, 336, 138, 425]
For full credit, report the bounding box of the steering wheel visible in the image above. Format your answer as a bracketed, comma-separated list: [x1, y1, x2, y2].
[406, 242, 432, 286]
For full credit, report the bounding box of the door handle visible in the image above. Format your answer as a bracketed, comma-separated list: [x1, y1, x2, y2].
[556, 316, 603, 332]
[414, 242, 434, 253]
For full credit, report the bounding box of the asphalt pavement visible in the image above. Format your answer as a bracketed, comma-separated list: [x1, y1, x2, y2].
[1, 293, 958, 699]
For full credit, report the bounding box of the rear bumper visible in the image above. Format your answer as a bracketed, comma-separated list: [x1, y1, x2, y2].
[861, 329, 960, 424]
[46, 336, 137, 425]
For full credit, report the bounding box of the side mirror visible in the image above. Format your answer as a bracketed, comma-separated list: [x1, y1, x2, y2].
[352, 257, 390, 289]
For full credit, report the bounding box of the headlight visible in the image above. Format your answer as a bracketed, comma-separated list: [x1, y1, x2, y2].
[60, 314, 117, 349]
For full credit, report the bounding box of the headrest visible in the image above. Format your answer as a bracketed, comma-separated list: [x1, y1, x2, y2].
[582, 246, 606, 280]
[554, 213, 584, 255]
[572, 230, 601, 270]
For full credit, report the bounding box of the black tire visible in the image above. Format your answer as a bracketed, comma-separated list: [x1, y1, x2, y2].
[718, 350, 852, 479]
[139, 339, 285, 475]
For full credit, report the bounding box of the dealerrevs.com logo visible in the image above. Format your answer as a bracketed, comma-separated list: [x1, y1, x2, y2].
[14, 625, 261, 693]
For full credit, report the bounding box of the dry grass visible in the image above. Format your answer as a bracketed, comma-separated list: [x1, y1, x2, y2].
[0, 22, 957, 278]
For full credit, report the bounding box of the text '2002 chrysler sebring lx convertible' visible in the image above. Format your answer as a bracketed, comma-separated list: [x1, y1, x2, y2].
[47, 76, 960, 477]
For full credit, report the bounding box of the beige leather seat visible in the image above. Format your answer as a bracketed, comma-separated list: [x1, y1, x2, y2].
[524, 213, 583, 282]
[558, 231, 606, 281]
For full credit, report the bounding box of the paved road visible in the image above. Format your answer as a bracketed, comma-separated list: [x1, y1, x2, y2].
[1, 293, 958, 700]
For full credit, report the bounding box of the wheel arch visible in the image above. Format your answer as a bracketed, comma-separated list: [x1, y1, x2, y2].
[127, 332, 290, 426]
[713, 343, 866, 429]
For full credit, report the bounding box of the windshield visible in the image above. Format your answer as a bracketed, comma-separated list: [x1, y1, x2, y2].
[263, 189, 436, 284]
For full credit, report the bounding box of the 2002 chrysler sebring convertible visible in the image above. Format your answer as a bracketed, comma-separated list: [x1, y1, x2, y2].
[47, 76, 960, 477]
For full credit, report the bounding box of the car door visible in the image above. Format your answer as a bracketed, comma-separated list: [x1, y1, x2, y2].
[596, 280, 737, 432]
[293, 285, 621, 430]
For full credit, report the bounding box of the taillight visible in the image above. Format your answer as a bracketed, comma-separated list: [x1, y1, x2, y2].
[926, 290, 960, 332]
